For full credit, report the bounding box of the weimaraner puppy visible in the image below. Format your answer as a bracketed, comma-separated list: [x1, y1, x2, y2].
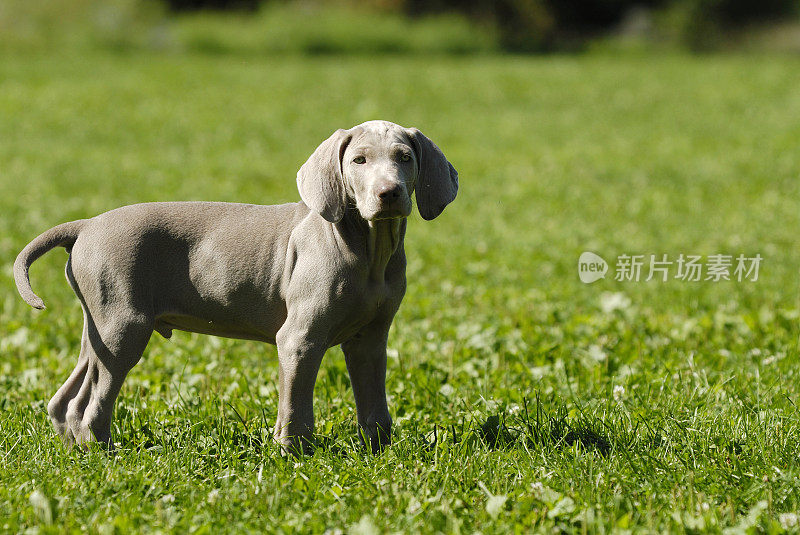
[14, 120, 458, 454]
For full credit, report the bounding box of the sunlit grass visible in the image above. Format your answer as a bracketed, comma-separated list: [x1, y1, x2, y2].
[1, 50, 799, 532]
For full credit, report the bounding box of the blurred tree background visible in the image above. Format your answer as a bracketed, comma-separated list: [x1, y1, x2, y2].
[161, 0, 800, 52]
[0, 0, 798, 53]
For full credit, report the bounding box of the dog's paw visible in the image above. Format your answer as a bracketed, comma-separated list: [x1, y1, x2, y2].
[358, 416, 392, 454]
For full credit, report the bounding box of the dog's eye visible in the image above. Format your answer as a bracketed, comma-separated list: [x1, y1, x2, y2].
[400, 154, 411, 162]
[353, 156, 366, 164]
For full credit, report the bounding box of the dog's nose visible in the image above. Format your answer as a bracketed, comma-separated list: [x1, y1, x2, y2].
[376, 183, 403, 201]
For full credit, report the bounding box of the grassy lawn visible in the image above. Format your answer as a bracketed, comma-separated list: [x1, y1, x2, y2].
[1, 50, 799, 532]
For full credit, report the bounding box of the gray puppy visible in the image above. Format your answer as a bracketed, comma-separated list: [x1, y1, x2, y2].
[14, 120, 458, 454]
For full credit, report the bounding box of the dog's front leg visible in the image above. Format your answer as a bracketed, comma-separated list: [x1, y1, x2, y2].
[341, 321, 393, 454]
[273, 321, 327, 456]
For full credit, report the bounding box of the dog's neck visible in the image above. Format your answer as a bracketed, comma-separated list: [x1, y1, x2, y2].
[337, 210, 404, 282]
[366, 218, 403, 280]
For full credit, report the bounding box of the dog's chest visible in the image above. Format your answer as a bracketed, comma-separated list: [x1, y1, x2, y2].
[329, 277, 401, 345]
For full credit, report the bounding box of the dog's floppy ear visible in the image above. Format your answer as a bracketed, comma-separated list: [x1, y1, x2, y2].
[297, 128, 353, 223]
[406, 128, 459, 220]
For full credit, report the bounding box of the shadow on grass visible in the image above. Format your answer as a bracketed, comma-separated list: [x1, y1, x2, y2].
[395, 396, 616, 460]
[110, 394, 616, 461]
[478, 400, 613, 456]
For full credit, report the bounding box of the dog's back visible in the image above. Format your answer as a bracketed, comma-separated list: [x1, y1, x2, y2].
[66, 201, 308, 342]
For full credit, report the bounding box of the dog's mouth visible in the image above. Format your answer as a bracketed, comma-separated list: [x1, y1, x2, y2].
[360, 199, 412, 221]
[370, 212, 406, 221]
[365, 205, 412, 221]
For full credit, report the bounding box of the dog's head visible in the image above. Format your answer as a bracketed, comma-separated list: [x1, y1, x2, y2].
[297, 120, 458, 223]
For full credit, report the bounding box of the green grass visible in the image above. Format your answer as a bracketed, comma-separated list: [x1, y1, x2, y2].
[1, 50, 800, 533]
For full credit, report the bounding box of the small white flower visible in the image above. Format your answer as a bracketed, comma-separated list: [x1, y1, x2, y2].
[600, 292, 631, 314]
[485, 493, 507, 518]
[531, 481, 544, 492]
[406, 497, 422, 515]
[780, 513, 799, 529]
[529, 365, 550, 379]
[350, 515, 379, 535]
[613, 385, 625, 401]
[160, 494, 175, 504]
[207, 489, 220, 504]
[29, 490, 53, 524]
[483, 397, 501, 412]
[588, 345, 607, 362]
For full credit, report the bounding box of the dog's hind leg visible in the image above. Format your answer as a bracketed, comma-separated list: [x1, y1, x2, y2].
[47, 316, 90, 444]
[60, 310, 152, 448]
[47, 304, 152, 448]
[49, 253, 154, 448]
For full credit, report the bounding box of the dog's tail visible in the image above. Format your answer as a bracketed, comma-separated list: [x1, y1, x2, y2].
[14, 219, 87, 310]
